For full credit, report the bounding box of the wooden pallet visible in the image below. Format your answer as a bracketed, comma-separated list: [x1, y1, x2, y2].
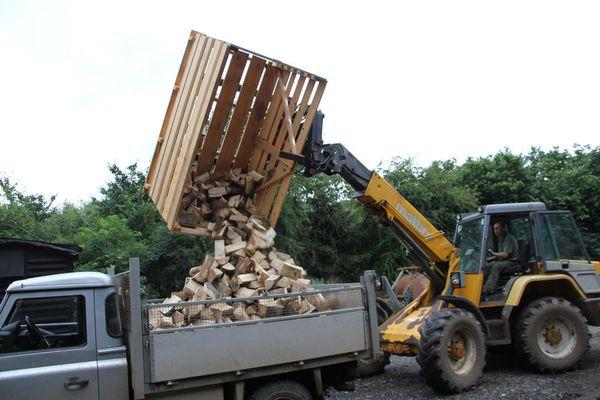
[145, 31, 327, 232]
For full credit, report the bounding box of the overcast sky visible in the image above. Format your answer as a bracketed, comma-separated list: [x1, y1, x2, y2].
[1, 0, 599, 203]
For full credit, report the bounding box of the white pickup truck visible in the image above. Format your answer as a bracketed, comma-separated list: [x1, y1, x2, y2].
[0, 258, 381, 400]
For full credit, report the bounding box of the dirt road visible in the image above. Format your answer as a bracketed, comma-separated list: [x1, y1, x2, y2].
[326, 327, 600, 400]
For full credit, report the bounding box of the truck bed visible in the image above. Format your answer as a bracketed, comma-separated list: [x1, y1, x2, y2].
[147, 285, 368, 381]
[112, 259, 379, 398]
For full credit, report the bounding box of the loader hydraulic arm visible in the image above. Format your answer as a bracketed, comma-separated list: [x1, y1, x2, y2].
[280, 112, 456, 291]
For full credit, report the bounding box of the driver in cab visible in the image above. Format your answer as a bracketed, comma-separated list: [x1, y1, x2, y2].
[483, 221, 519, 297]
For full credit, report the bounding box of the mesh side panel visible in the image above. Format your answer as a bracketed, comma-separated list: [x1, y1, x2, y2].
[112, 272, 132, 333]
[147, 287, 364, 331]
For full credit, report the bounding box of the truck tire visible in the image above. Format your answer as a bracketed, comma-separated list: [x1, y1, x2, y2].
[416, 308, 486, 394]
[249, 380, 311, 400]
[514, 297, 590, 372]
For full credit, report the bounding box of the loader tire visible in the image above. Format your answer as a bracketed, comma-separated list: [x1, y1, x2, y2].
[514, 297, 590, 373]
[416, 308, 486, 394]
[249, 380, 311, 400]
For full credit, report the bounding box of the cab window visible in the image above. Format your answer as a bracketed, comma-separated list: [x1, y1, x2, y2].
[538, 212, 588, 261]
[487, 215, 534, 267]
[0, 295, 86, 354]
[455, 217, 484, 274]
[105, 293, 122, 338]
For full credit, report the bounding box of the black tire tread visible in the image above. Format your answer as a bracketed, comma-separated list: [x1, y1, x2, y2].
[514, 297, 590, 373]
[416, 308, 486, 394]
[248, 379, 311, 400]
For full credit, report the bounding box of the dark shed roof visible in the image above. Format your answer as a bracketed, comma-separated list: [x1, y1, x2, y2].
[0, 238, 81, 257]
[0, 238, 81, 298]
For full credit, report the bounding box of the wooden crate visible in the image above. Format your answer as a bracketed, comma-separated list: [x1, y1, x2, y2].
[145, 31, 327, 232]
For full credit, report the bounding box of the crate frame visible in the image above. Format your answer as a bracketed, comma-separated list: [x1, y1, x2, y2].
[145, 31, 327, 231]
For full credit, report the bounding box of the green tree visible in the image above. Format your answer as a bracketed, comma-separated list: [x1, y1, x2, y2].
[75, 213, 147, 273]
[527, 145, 600, 258]
[459, 149, 532, 205]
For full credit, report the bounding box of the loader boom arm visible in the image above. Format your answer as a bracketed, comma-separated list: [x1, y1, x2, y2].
[280, 112, 456, 290]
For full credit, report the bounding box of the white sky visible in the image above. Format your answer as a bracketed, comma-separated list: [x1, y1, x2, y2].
[1, 0, 599, 203]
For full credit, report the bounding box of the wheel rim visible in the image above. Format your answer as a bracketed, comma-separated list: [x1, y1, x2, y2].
[447, 329, 477, 375]
[536, 316, 577, 359]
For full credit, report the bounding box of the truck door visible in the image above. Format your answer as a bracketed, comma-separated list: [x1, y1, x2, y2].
[0, 289, 99, 400]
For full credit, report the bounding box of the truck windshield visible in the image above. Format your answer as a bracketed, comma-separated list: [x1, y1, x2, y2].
[455, 217, 484, 274]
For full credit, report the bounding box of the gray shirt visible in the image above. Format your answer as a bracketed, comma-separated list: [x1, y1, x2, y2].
[498, 233, 519, 261]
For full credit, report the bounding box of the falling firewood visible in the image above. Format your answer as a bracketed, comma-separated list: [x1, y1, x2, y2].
[149, 170, 328, 330]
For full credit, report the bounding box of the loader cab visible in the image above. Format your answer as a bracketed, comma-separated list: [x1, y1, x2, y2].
[454, 202, 590, 303]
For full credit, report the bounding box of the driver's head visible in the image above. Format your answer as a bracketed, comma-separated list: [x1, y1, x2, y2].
[493, 221, 506, 237]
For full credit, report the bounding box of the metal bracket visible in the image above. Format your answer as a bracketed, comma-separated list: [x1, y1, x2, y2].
[381, 276, 403, 312]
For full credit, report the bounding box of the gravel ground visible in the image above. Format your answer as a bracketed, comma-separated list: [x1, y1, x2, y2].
[326, 327, 600, 400]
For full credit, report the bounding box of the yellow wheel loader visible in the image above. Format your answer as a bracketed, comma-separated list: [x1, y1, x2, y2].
[281, 112, 600, 394]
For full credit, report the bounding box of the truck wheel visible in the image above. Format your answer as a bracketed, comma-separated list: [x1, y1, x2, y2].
[515, 297, 590, 372]
[249, 380, 311, 400]
[416, 308, 486, 394]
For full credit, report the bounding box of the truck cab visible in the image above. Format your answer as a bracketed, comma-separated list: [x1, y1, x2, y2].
[0, 272, 128, 400]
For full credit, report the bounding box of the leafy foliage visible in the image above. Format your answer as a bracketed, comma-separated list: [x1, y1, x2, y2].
[1, 146, 598, 295]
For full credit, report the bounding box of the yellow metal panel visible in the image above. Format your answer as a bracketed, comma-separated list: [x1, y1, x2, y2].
[379, 299, 445, 356]
[452, 273, 484, 305]
[592, 261, 600, 274]
[505, 274, 587, 306]
[380, 306, 432, 347]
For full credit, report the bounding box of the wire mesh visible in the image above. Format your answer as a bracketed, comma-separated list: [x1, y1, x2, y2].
[147, 286, 364, 331]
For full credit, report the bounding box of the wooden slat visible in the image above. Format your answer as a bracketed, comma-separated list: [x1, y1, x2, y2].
[276, 72, 297, 154]
[146, 33, 199, 195]
[196, 50, 249, 173]
[164, 41, 229, 228]
[232, 64, 279, 169]
[265, 76, 306, 160]
[251, 75, 305, 211]
[149, 33, 205, 202]
[256, 71, 293, 153]
[155, 36, 213, 213]
[267, 81, 327, 225]
[153, 35, 210, 208]
[259, 80, 325, 220]
[257, 79, 314, 207]
[249, 72, 297, 172]
[213, 56, 266, 172]
[253, 78, 315, 207]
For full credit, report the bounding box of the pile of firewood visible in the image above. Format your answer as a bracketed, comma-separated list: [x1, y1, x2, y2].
[150, 170, 331, 330]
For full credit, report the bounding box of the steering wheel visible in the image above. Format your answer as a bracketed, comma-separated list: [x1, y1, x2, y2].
[25, 316, 51, 348]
